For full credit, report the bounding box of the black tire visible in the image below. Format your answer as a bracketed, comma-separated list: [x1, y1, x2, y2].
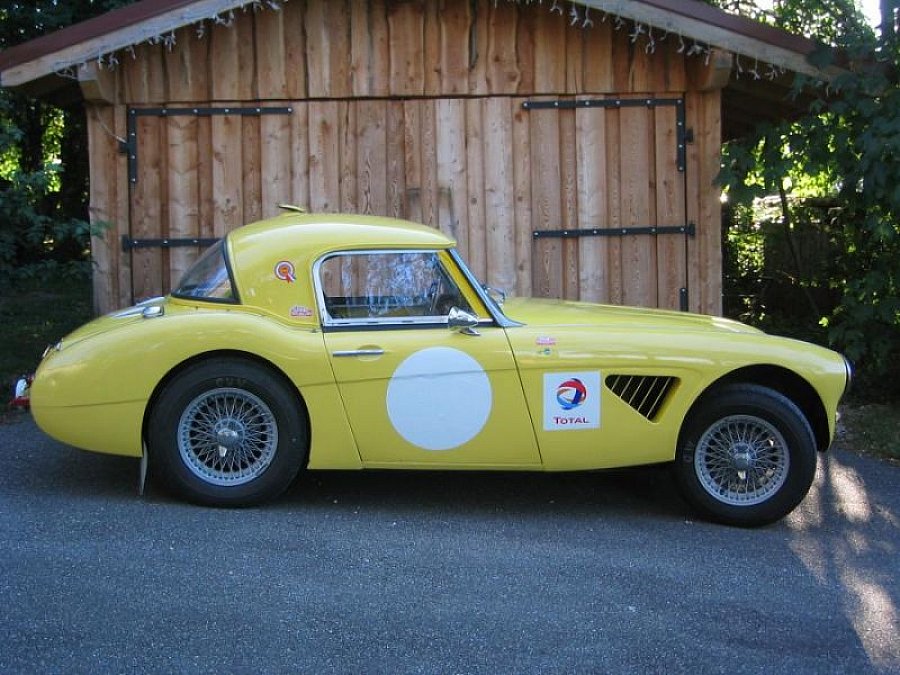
[673, 384, 817, 527]
[148, 358, 307, 506]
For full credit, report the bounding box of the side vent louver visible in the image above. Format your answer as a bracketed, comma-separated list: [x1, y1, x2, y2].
[605, 375, 677, 421]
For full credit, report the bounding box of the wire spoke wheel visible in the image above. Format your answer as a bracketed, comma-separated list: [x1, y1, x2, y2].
[674, 384, 817, 526]
[177, 387, 278, 486]
[694, 414, 790, 507]
[150, 359, 307, 506]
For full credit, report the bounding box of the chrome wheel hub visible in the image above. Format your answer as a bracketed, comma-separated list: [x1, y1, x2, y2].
[177, 388, 278, 486]
[694, 415, 790, 506]
[731, 443, 755, 479]
[215, 425, 242, 457]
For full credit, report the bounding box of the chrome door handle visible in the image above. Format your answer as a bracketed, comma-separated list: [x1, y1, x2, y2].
[332, 349, 385, 357]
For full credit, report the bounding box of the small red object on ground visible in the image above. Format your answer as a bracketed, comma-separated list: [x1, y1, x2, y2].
[10, 375, 33, 409]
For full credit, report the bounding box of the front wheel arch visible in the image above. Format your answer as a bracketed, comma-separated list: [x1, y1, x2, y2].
[681, 365, 830, 452]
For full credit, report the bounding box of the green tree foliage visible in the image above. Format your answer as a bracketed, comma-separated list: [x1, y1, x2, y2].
[717, 0, 900, 375]
[770, 0, 870, 45]
[0, 0, 136, 282]
[1, 0, 132, 48]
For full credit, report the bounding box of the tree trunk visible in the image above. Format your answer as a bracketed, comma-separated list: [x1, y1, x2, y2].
[15, 96, 45, 175]
[59, 106, 89, 221]
[881, 0, 898, 43]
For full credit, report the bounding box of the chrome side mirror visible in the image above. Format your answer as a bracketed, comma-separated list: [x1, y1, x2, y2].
[447, 307, 480, 336]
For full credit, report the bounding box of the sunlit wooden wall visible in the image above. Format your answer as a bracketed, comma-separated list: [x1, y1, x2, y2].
[86, 0, 722, 316]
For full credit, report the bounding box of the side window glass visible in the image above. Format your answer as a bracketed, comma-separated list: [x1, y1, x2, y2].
[319, 251, 472, 322]
[172, 240, 235, 302]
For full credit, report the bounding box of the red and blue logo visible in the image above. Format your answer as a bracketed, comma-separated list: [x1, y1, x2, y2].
[556, 378, 587, 410]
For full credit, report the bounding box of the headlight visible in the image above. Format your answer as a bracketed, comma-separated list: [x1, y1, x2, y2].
[842, 355, 854, 397]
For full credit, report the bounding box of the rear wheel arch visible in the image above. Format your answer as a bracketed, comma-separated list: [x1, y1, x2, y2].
[143, 350, 311, 461]
[681, 365, 830, 452]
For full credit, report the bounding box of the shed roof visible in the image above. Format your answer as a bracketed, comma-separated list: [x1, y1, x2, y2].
[0, 0, 838, 137]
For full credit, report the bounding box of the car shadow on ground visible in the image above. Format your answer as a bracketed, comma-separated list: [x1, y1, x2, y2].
[276, 464, 691, 522]
[0, 414, 132, 499]
[9, 414, 690, 522]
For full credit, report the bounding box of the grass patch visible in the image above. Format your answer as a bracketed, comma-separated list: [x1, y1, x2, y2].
[0, 277, 93, 392]
[838, 403, 900, 463]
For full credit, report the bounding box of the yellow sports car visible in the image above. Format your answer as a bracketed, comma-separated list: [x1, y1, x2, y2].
[28, 212, 851, 526]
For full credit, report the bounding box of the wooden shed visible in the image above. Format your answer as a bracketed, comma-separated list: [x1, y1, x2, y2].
[0, 0, 835, 316]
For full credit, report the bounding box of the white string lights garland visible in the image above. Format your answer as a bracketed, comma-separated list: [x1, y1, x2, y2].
[76, 0, 286, 74]
[491, 0, 788, 81]
[62, 0, 786, 83]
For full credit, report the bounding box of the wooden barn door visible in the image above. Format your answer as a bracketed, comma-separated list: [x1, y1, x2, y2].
[524, 96, 690, 311]
[123, 98, 689, 311]
[390, 95, 692, 311]
[124, 105, 294, 303]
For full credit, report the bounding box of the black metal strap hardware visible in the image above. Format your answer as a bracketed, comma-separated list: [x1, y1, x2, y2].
[122, 235, 220, 252]
[532, 223, 695, 240]
[131, 106, 294, 117]
[124, 106, 293, 185]
[522, 98, 683, 110]
[522, 97, 688, 172]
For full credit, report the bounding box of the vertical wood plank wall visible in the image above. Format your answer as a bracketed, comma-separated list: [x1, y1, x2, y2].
[87, 0, 723, 315]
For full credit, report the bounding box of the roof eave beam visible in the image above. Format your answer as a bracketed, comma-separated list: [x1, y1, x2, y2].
[0, 0, 250, 88]
[576, 0, 843, 80]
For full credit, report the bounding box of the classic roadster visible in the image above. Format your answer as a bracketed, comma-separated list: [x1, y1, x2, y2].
[28, 212, 851, 525]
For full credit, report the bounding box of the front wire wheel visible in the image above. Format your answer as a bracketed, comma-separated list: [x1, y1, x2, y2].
[674, 384, 818, 527]
[694, 414, 790, 507]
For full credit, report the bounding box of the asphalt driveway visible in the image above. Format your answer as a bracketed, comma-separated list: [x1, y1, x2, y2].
[1, 413, 897, 674]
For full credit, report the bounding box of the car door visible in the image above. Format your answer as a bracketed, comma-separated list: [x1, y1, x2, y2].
[317, 249, 541, 468]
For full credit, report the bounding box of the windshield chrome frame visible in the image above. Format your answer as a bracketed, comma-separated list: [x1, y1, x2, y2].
[448, 248, 521, 328]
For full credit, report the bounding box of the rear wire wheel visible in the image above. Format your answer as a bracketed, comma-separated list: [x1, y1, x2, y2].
[674, 384, 818, 527]
[177, 387, 278, 487]
[148, 358, 307, 506]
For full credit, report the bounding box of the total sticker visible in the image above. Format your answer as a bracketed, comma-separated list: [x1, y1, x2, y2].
[543, 371, 601, 431]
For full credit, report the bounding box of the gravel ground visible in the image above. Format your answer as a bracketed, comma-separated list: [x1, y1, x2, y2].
[1, 413, 898, 674]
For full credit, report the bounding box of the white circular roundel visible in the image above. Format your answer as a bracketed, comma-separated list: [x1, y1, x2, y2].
[386, 347, 492, 451]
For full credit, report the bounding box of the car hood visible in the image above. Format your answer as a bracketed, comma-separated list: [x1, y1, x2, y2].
[499, 297, 763, 335]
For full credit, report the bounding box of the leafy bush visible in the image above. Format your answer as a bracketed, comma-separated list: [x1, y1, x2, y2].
[0, 1, 137, 286]
[718, 2, 899, 383]
[0, 166, 94, 284]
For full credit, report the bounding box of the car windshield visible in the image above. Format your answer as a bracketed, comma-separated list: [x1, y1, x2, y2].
[448, 248, 512, 321]
[172, 240, 235, 302]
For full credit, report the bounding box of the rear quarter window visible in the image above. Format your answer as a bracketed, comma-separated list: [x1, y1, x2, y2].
[172, 240, 237, 303]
